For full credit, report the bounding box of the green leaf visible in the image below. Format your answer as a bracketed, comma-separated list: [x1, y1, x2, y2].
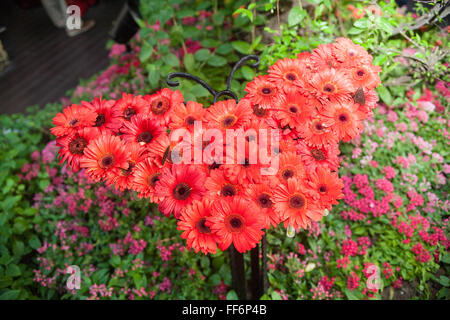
[216, 43, 232, 55]
[288, 6, 305, 27]
[354, 19, 368, 29]
[212, 12, 225, 26]
[194, 49, 211, 62]
[139, 43, 153, 62]
[231, 41, 251, 55]
[209, 274, 221, 286]
[183, 53, 195, 73]
[6, 264, 21, 277]
[241, 65, 255, 80]
[441, 253, 450, 264]
[348, 27, 364, 35]
[377, 85, 393, 105]
[207, 55, 227, 67]
[344, 288, 363, 300]
[148, 66, 160, 88]
[271, 291, 282, 300]
[378, 18, 393, 34]
[233, 8, 253, 22]
[29, 236, 42, 250]
[13, 217, 28, 234]
[0, 290, 20, 300]
[162, 53, 180, 68]
[190, 84, 210, 98]
[109, 255, 121, 268]
[437, 276, 450, 287]
[226, 290, 238, 300]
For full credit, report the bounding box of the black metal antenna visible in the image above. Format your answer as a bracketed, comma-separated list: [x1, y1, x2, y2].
[165, 54, 260, 104]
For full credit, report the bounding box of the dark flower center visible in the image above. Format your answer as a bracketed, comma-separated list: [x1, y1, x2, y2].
[258, 193, 273, 208]
[151, 97, 170, 115]
[285, 73, 297, 81]
[261, 87, 272, 95]
[356, 69, 365, 77]
[185, 116, 196, 126]
[253, 104, 267, 117]
[173, 182, 191, 200]
[123, 107, 136, 120]
[289, 194, 306, 209]
[147, 172, 161, 187]
[221, 184, 237, 197]
[319, 185, 327, 193]
[69, 119, 79, 126]
[195, 217, 211, 234]
[323, 84, 335, 93]
[338, 113, 349, 122]
[94, 114, 106, 127]
[289, 105, 298, 114]
[208, 162, 221, 170]
[99, 154, 115, 169]
[225, 214, 245, 233]
[221, 115, 237, 128]
[281, 168, 295, 180]
[137, 131, 153, 143]
[311, 149, 326, 161]
[313, 121, 324, 132]
[69, 137, 88, 155]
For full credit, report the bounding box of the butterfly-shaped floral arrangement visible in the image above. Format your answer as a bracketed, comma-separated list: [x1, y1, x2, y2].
[51, 38, 381, 254]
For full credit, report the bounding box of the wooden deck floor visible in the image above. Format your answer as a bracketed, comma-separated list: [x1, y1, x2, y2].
[0, 0, 124, 115]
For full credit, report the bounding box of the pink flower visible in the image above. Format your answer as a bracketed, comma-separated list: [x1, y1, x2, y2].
[108, 43, 127, 58]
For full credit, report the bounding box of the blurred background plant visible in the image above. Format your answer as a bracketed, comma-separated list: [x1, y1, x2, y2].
[0, 0, 448, 300]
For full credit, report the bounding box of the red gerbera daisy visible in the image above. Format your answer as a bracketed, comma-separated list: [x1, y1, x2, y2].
[169, 100, 206, 131]
[80, 134, 129, 182]
[205, 169, 241, 199]
[275, 151, 305, 183]
[121, 114, 165, 150]
[204, 99, 252, 131]
[297, 112, 338, 147]
[309, 68, 352, 105]
[245, 183, 282, 229]
[268, 58, 306, 89]
[296, 52, 315, 72]
[332, 37, 373, 68]
[274, 89, 314, 131]
[305, 166, 344, 210]
[272, 177, 322, 230]
[244, 75, 284, 108]
[297, 140, 340, 172]
[155, 164, 207, 218]
[145, 88, 184, 126]
[57, 127, 99, 172]
[51, 104, 96, 137]
[177, 199, 218, 255]
[113, 93, 148, 122]
[309, 43, 339, 71]
[82, 97, 122, 133]
[110, 142, 145, 191]
[132, 157, 163, 202]
[321, 102, 365, 142]
[343, 64, 381, 91]
[270, 138, 297, 155]
[222, 141, 263, 185]
[207, 196, 265, 253]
